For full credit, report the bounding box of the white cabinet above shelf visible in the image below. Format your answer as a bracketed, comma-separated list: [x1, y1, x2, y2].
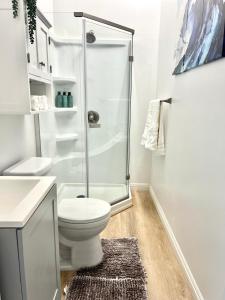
[28, 10, 53, 86]
[0, 3, 52, 114]
[53, 76, 77, 84]
[56, 133, 78, 142]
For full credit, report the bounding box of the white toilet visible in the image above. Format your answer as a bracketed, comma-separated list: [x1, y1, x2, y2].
[3, 157, 111, 270]
[58, 197, 111, 270]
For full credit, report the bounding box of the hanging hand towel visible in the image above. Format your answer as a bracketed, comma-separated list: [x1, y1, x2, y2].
[141, 99, 161, 150]
[156, 102, 169, 155]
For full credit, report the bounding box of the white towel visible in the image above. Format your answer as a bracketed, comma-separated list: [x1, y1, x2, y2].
[141, 99, 161, 150]
[141, 99, 169, 154]
[31, 96, 39, 111]
[39, 95, 49, 110]
[156, 102, 169, 155]
[31, 95, 49, 111]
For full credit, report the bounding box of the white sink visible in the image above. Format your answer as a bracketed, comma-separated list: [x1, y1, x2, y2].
[0, 178, 40, 214]
[0, 176, 56, 228]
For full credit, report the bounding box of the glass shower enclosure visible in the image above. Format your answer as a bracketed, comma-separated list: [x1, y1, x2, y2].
[37, 13, 134, 209]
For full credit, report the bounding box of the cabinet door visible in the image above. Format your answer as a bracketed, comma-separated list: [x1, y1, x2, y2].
[28, 17, 51, 82]
[18, 185, 60, 300]
[27, 27, 39, 72]
[0, 229, 23, 300]
[37, 18, 49, 75]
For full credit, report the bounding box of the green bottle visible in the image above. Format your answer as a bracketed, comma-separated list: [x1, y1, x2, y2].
[55, 91, 63, 107]
[62, 92, 68, 107]
[67, 92, 73, 108]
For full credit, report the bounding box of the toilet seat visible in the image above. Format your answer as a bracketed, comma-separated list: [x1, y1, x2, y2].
[58, 198, 111, 224]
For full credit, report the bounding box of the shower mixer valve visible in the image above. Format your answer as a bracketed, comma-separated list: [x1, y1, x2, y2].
[88, 111, 101, 128]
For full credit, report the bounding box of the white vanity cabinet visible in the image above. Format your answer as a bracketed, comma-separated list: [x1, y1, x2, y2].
[0, 185, 60, 300]
[0, 0, 52, 114]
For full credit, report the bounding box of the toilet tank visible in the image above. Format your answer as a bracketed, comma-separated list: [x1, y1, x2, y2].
[3, 157, 53, 176]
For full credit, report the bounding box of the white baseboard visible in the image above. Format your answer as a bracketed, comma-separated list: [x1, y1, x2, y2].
[130, 183, 149, 191]
[149, 186, 204, 300]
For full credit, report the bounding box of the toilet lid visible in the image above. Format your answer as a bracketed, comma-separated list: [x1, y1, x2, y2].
[58, 198, 111, 224]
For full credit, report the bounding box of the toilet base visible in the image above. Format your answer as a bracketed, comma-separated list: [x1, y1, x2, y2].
[71, 235, 103, 270]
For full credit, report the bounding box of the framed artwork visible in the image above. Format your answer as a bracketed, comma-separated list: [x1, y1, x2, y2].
[174, 0, 225, 74]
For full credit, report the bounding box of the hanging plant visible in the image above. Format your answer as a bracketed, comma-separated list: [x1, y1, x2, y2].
[26, 0, 37, 44]
[12, 0, 37, 44]
[12, 0, 19, 18]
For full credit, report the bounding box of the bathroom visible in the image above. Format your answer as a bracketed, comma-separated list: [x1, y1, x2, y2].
[0, 0, 224, 299]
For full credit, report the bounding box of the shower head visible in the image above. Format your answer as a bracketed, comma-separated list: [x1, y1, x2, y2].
[86, 31, 96, 43]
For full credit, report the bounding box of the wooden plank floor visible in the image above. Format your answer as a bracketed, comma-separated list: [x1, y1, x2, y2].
[61, 189, 194, 300]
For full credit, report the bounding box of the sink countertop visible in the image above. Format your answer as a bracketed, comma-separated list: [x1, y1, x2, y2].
[0, 176, 56, 228]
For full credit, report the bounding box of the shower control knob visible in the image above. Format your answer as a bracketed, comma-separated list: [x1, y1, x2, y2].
[86, 31, 96, 43]
[89, 114, 95, 121]
[88, 111, 100, 124]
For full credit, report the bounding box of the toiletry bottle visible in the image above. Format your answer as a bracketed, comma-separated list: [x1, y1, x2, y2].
[55, 91, 63, 107]
[67, 92, 73, 108]
[62, 92, 68, 107]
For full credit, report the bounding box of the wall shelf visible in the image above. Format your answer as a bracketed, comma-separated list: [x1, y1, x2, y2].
[56, 133, 78, 142]
[53, 76, 77, 84]
[52, 106, 78, 113]
[29, 74, 52, 85]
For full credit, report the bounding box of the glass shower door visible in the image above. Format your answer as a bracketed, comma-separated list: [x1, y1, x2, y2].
[83, 19, 133, 205]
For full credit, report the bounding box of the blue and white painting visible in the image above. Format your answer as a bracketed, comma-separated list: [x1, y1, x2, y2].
[174, 0, 225, 74]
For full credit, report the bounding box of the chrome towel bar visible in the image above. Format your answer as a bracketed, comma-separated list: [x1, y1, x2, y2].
[160, 98, 172, 104]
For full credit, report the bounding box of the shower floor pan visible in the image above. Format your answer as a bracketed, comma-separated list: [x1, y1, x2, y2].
[58, 183, 132, 214]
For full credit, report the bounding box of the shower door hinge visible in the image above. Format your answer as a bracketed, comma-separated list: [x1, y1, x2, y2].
[129, 56, 134, 62]
[27, 53, 30, 63]
[48, 36, 51, 45]
[50, 65, 53, 73]
[126, 174, 130, 180]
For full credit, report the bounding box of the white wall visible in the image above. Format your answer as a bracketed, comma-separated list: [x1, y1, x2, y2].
[0, 115, 36, 173]
[53, 0, 161, 185]
[37, 0, 54, 24]
[152, 0, 225, 299]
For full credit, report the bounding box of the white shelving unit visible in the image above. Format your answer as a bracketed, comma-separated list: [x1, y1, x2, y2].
[47, 31, 81, 168]
[53, 76, 77, 84]
[56, 133, 78, 142]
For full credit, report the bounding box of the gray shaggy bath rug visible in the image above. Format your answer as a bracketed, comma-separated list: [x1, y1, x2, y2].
[65, 238, 148, 300]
